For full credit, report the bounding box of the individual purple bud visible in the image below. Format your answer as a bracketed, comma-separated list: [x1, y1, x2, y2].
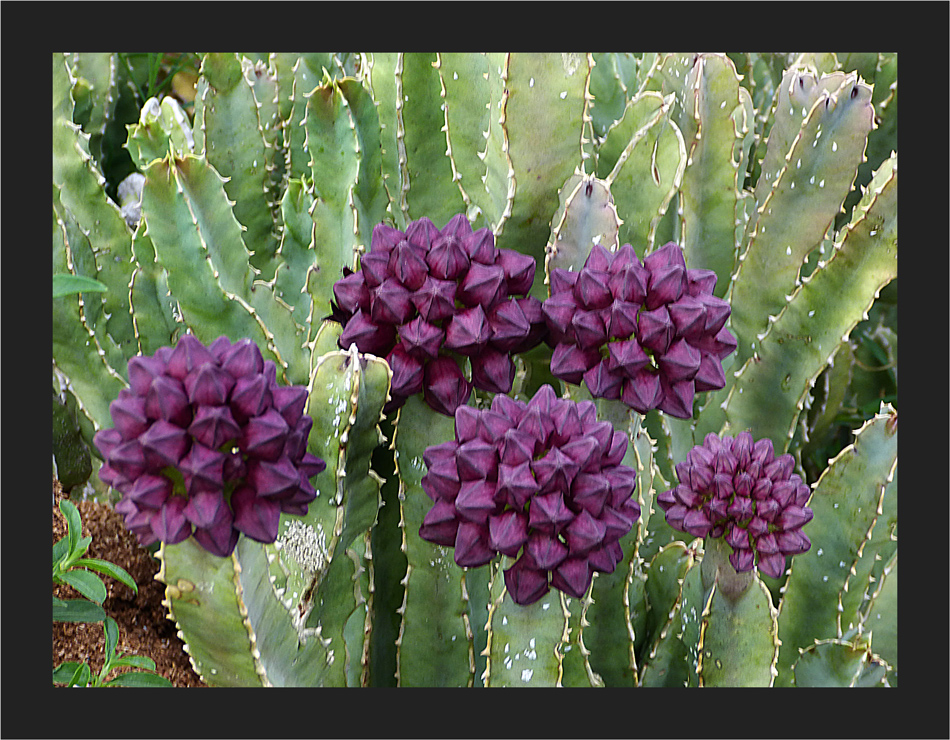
[657, 377, 695, 419]
[165, 333, 216, 380]
[184, 363, 236, 406]
[192, 514, 240, 558]
[697, 293, 731, 335]
[127, 474, 172, 509]
[149, 496, 192, 544]
[604, 299, 641, 340]
[547, 401, 584, 449]
[644, 262, 686, 310]
[764, 454, 794, 483]
[424, 440, 460, 467]
[776, 529, 811, 556]
[608, 255, 649, 304]
[143, 374, 191, 428]
[503, 557, 550, 606]
[528, 491, 575, 534]
[140, 419, 191, 468]
[658, 338, 702, 383]
[456, 438, 499, 482]
[693, 351, 727, 392]
[127, 354, 167, 396]
[448, 478, 497, 527]
[219, 338, 265, 379]
[108, 439, 148, 480]
[454, 405, 481, 443]
[419, 498, 460, 546]
[426, 233, 471, 281]
[496, 249, 536, 295]
[110, 393, 149, 440]
[756, 552, 786, 579]
[551, 557, 592, 599]
[441, 213, 474, 240]
[93, 428, 123, 461]
[444, 305, 491, 355]
[461, 228, 497, 265]
[241, 408, 290, 462]
[588, 540, 624, 574]
[406, 217, 440, 250]
[487, 300, 531, 352]
[423, 357, 472, 417]
[531, 446, 580, 494]
[682, 507, 715, 537]
[571, 472, 610, 517]
[97, 463, 129, 492]
[371, 222, 406, 252]
[231, 485, 281, 543]
[582, 243, 614, 272]
[729, 547, 756, 573]
[339, 309, 398, 357]
[454, 521, 496, 568]
[359, 251, 392, 288]
[422, 457, 462, 502]
[621, 369, 663, 414]
[410, 276, 457, 323]
[471, 348, 515, 395]
[399, 316, 444, 361]
[605, 338, 650, 378]
[496, 461, 538, 509]
[686, 268, 718, 297]
[549, 267, 579, 296]
[271, 385, 308, 427]
[541, 292, 580, 342]
[488, 510, 529, 557]
[776, 505, 813, 531]
[332, 270, 370, 316]
[207, 336, 233, 360]
[637, 305, 675, 354]
[571, 309, 608, 349]
[559, 434, 601, 475]
[178, 443, 226, 495]
[583, 361, 624, 400]
[230, 373, 273, 424]
[298, 452, 326, 480]
[547, 343, 598, 385]
[497, 427, 537, 466]
[526, 532, 569, 571]
[371, 278, 416, 325]
[386, 345, 425, 398]
[491, 393, 526, 425]
[668, 295, 708, 340]
[247, 456, 300, 499]
[182, 489, 228, 529]
[573, 268, 613, 310]
[458, 262, 507, 307]
[644, 242, 687, 271]
[388, 241, 429, 291]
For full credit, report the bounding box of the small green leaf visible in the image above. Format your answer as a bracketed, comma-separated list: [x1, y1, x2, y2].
[109, 654, 156, 671]
[60, 499, 83, 556]
[53, 596, 106, 623]
[60, 569, 108, 605]
[105, 671, 174, 687]
[52, 536, 69, 566]
[52, 273, 109, 298]
[52, 661, 86, 685]
[74, 558, 138, 595]
[103, 617, 119, 661]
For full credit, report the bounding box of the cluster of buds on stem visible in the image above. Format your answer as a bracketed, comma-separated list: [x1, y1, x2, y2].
[331, 214, 546, 416]
[656, 431, 813, 578]
[93, 335, 326, 557]
[542, 242, 736, 418]
[418, 385, 641, 605]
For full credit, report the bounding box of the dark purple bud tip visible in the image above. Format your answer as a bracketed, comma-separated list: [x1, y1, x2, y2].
[141, 419, 192, 468]
[503, 557, 550, 606]
[471, 348, 515, 395]
[388, 242, 429, 291]
[427, 233, 470, 281]
[339, 309, 397, 357]
[386, 344, 425, 398]
[371, 278, 416, 325]
[488, 510, 529, 557]
[551, 557, 592, 599]
[220, 338, 265, 379]
[419, 499, 461, 546]
[423, 357, 472, 417]
[185, 363, 236, 406]
[241, 408, 290, 462]
[497, 248, 536, 295]
[454, 521, 495, 568]
[332, 271, 370, 316]
[231, 486, 281, 543]
[444, 305, 491, 356]
[399, 317, 444, 361]
[149, 496, 192, 545]
[166, 333, 216, 380]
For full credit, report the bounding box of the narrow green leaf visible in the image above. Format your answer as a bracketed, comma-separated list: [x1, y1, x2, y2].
[105, 671, 174, 687]
[52, 597, 106, 623]
[73, 558, 138, 594]
[52, 273, 108, 298]
[60, 569, 107, 605]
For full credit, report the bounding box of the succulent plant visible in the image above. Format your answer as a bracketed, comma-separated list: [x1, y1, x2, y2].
[418, 385, 640, 604]
[53, 51, 897, 689]
[332, 214, 545, 416]
[93, 334, 326, 557]
[543, 241, 736, 417]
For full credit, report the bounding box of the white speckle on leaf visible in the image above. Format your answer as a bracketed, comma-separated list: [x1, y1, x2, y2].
[832, 141, 838, 152]
[529, 77, 535, 88]
[559, 91, 568, 99]
[521, 668, 534, 682]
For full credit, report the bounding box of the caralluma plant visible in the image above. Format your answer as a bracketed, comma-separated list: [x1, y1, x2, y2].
[54, 52, 897, 688]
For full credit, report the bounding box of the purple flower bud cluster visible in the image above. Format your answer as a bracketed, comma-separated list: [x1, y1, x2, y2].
[93, 335, 326, 557]
[656, 431, 813, 578]
[418, 385, 641, 605]
[542, 242, 736, 418]
[332, 214, 546, 416]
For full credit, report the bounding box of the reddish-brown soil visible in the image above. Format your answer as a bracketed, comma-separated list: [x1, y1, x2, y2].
[52, 478, 206, 688]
